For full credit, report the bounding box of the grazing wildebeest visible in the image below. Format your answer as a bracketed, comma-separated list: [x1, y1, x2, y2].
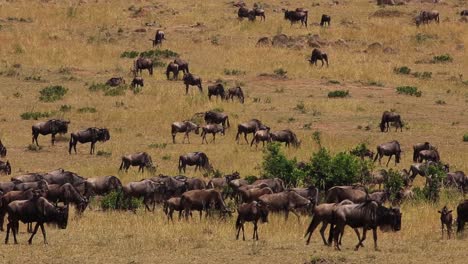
[420, 10, 440, 24]
[238, 187, 273, 203]
[291, 186, 319, 206]
[0, 161, 11, 175]
[253, 8, 266, 21]
[461, 10, 468, 16]
[250, 129, 271, 149]
[151, 175, 188, 198]
[69, 127, 110, 154]
[164, 197, 188, 222]
[131, 76, 144, 89]
[180, 189, 230, 220]
[171, 121, 200, 144]
[445, 171, 467, 191]
[438, 206, 453, 239]
[332, 201, 402, 251]
[238, 7, 256, 21]
[413, 142, 434, 162]
[207, 172, 240, 199]
[119, 152, 156, 173]
[308, 49, 328, 67]
[320, 14, 331, 27]
[373, 140, 401, 166]
[227, 86, 245, 103]
[0, 140, 6, 157]
[178, 152, 211, 173]
[326, 186, 387, 205]
[32, 119, 70, 146]
[166, 62, 179, 80]
[106, 77, 125, 87]
[270, 129, 300, 148]
[258, 190, 311, 220]
[236, 201, 269, 241]
[456, 200, 468, 233]
[207, 83, 226, 100]
[150, 30, 165, 47]
[46, 183, 88, 213]
[253, 178, 285, 193]
[284, 9, 308, 27]
[204, 111, 230, 128]
[200, 124, 225, 144]
[370, 170, 386, 190]
[236, 119, 269, 144]
[417, 149, 440, 163]
[122, 179, 164, 212]
[135, 57, 154, 76]
[86, 175, 122, 196]
[174, 58, 189, 74]
[11, 173, 44, 183]
[183, 73, 203, 94]
[173, 175, 206, 191]
[380, 111, 403, 132]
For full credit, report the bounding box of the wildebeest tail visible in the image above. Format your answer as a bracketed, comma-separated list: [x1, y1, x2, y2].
[304, 11, 308, 27]
[68, 135, 74, 154]
[226, 117, 230, 128]
[235, 214, 242, 230]
[119, 158, 125, 171]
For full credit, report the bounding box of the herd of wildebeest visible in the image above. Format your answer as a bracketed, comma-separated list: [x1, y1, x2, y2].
[0, 1, 467, 254]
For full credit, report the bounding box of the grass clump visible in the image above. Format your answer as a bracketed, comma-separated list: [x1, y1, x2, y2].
[20, 111, 51, 120]
[413, 71, 432, 79]
[77, 107, 97, 113]
[223, 68, 246, 76]
[59, 105, 72, 112]
[27, 144, 42, 151]
[396, 86, 422, 97]
[463, 134, 468, 142]
[431, 54, 453, 63]
[394, 66, 411, 75]
[273, 68, 287, 77]
[89, 83, 127, 96]
[148, 143, 167, 149]
[96, 150, 112, 157]
[328, 90, 349, 98]
[39, 85, 67, 102]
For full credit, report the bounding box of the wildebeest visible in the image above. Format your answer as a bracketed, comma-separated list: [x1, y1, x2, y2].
[380, 111, 403, 132]
[207, 172, 240, 199]
[13, 179, 48, 192]
[407, 161, 446, 182]
[373, 140, 401, 166]
[207, 83, 226, 100]
[183, 73, 203, 94]
[236, 201, 269, 241]
[180, 189, 230, 220]
[69, 127, 110, 154]
[42, 169, 85, 186]
[171, 121, 200, 144]
[284, 9, 308, 27]
[350, 147, 374, 160]
[178, 152, 211, 173]
[0, 188, 42, 231]
[258, 190, 311, 220]
[135, 57, 154, 76]
[370, 170, 386, 190]
[420, 10, 440, 24]
[174, 58, 189, 74]
[236, 119, 269, 144]
[0, 140, 6, 157]
[238, 187, 273, 203]
[445, 171, 467, 191]
[86, 175, 122, 196]
[32, 119, 70, 146]
[290, 186, 319, 206]
[270, 129, 300, 148]
[119, 152, 155, 173]
[150, 30, 165, 47]
[413, 142, 434, 162]
[106, 77, 125, 87]
[227, 86, 245, 103]
[253, 178, 285, 193]
[438, 206, 453, 239]
[131, 76, 144, 89]
[326, 186, 387, 205]
[164, 197, 187, 222]
[308, 49, 328, 67]
[0, 161, 11, 175]
[250, 129, 271, 149]
[332, 201, 402, 251]
[200, 124, 225, 144]
[11, 173, 44, 183]
[456, 200, 468, 233]
[175, 176, 206, 191]
[320, 14, 331, 27]
[238, 7, 256, 21]
[122, 179, 164, 212]
[204, 111, 230, 128]
[417, 149, 440, 163]
[166, 62, 179, 80]
[151, 175, 187, 198]
[461, 10, 468, 16]
[46, 183, 87, 213]
[0, 182, 16, 193]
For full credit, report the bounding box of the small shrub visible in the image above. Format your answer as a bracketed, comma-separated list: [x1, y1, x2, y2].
[422, 164, 446, 202]
[223, 69, 246, 76]
[253, 97, 261, 103]
[431, 54, 453, 63]
[77, 107, 97, 113]
[383, 169, 404, 202]
[120, 50, 140, 58]
[148, 143, 167, 149]
[303, 123, 312, 130]
[328, 90, 349, 98]
[162, 155, 171, 160]
[413, 71, 432, 79]
[463, 134, 468, 142]
[396, 86, 422, 97]
[105, 86, 127, 96]
[294, 101, 306, 113]
[211, 107, 224, 113]
[264, 97, 271, 104]
[394, 66, 411, 75]
[39, 85, 68, 102]
[101, 190, 142, 211]
[273, 68, 287, 77]
[96, 150, 111, 157]
[244, 175, 259, 184]
[262, 143, 306, 187]
[59, 105, 72, 112]
[435, 100, 446, 105]
[20, 111, 51, 120]
[287, 117, 295, 122]
[58, 66, 71, 74]
[27, 144, 42, 151]
[24, 75, 42, 82]
[210, 35, 220, 45]
[415, 33, 437, 43]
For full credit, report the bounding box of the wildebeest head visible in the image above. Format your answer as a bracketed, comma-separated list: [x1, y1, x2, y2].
[378, 206, 402, 232]
[256, 201, 269, 223]
[3, 161, 11, 175]
[55, 205, 70, 229]
[438, 205, 452, 217]
[97, 128, 110, 142]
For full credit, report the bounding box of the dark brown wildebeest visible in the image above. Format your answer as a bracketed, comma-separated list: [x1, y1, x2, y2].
[380, 111, 403, 132]
[373, 140, 401, 167]
[69, 127, 110, 154]
[291, 186, 319, 206]
[204, 111, 230, 128]
[13, 179, 48, 192]
[236, 201, 269, 241]
[413, 142, 434, 162]
[438, 206, 453, 239]
[236, 119, 269, 144]
[86, 175, 122, 196]
[32, 119, 70, 146]
[227, 86, 245, 103]
[238, 187, 273, 203]
[171, 121, 200, 144]
[151, 175, 188, 198]
[207, 172, 240, 199]
[178, 152, 211, 173]
[258, 190, 311, 220]
[5, 196, 69, 245]
[420, 10, 440, 24]
[407, 161, 447, 182]
[183, 73, 202, 94]
[106, 77, 125, 87]
[270, 129, 300, 148]
[350, 147, 374, 160]
[119, 152, 156, 173]
[456, 200, 468, 233]
[166, 62, 179, 80]
[174, 58, 189, 74]
[238, 7, 256, 21]
[253, 178, 285, 193]
[417, 149, 440, 163]
[135, 57, 154, 76]
[0, 161, 11, 175]
[11, 173, 43, 183]
[150, 30, 165, 47]
[173, 175, 206, 191]
[326, 186, 387, 205]
[0, 140, 6, 157]
[46, 183, 88, 213]
[284, 9, 308, 27]
[308, 49, 328, 67]
[42, 169, 86, 186]
[180, 189, 230, 220]
[250, 129, 271, 149]
[320, 14, 331, 27]
[122, 179, 164, 212]
[163, 197, 189, 222]
[461, 10, 468, 16]
[332, 201, 402, 251]
[200, 124, 225, 144]
[0, 188, 43, 231]
[207, 83, 226, 100]
[445, 171, 467, 192]
[131, 76, 144, 89]
[0, 182, 16, 193]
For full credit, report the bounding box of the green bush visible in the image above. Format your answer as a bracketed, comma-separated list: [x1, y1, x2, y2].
[262, 143, 305, 187]
[463, 134, 468, 142]
[394, 66, 411, 75]
[96, 150, 111, 157]
[100, 190, 142, 211]
[422, 164, 446, 202]
[413, 71, 432, 79]
[244, 175, 259, 184]
[20, 111, 51, 120]
[120, 50, 139, 58]
[39, 85, 68, 102]
[431, 54, 453, 63]
[396, 86, 422, 97]
[328, 90, 349, 98]
[273, 68, 287, 77]
[89, 83, 127, 96]
[383, 169, 404, 202]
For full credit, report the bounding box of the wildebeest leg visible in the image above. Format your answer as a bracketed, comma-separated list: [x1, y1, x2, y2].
[305, 216, 322, 245]
[5, 222, 11, 244]
[185, 84, 189, 95]
[321, 59, 324, 67]
[333, 224, 344, 250]
[356, 229, 367, 251]
[372, 228, 378, 251]
[244, 132, 249, 144]
[28, 223, 41, 245]
[201, 132, 207, 144]
[39, 223, 48, 245]
[172, 133, 176, 144]
[353, 228, 363, 247]
[90, 142, 95, 155]
[253, 221, 259, 240]
[290, 208, 301, 222]
[0, 211, 5, 231]
[319, 222, 331, 246]
[236, 221, 242, 240]
[51, 133, 56, 145]
[386, 155, 393, 167]
[441, 222, 444, 239]
[212, 133, 216, 143]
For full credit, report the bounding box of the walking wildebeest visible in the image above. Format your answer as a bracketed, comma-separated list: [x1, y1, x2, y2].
[284, 9, 308, 27]
[407, 161, 446, 183]
[373, 140, 401, 166]
[236, 119, 269, 144]
[253, 178, 285, 193]
[135, 57, 154, 76]
[420, 10, 440, 24]
[250, 129, 271, 149]
[258, 190, 311, 220]
[166, 62, 179, 80]
[438, 206, 453, 239]
[131, 76, 144, 89]
[332, 201, 402, 251]
[227, 86, 245, 103]
[270, 129, 300, 148]
[320, 14, 331, 27]
[0, 161, 11, 175]
[207, 83, 226, 100]
[183, 73, 202, 94]
[308, 49, 328, 67]
[178, 152, 211, 173]
[204, 111, 230, 128]
[42, 169, 85, 186]
[150, 30, 165, 47]
[236, 201, 269, 241]
[413, 142, 434, 162]
[174, 176, 206, 191]
[0, 140, 6, 157]
[456, 200, 468, 233]
[180, 189, 230, 220]
[171, 121, 200, 144]
[69, 127, 110, 154]
[0, 188, 46, 231]
[122, 179, 164, 212]
[32, 119, 70, 146]
[445, 171, 467, 192]
[417, 149, 440, 163]
[290, 186, 319, 206]
[200, 124, 225, 144]
[119, 152, 156, 173]
[174, 58, 189, 74]
[164, 197, 189, 222]
[380, 111, 403, 132]
[106, 77, 125, 87]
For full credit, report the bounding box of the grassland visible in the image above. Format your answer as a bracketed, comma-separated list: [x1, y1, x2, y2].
[0, 0, 468, 263]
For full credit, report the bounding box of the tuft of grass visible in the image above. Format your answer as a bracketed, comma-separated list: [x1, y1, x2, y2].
[96, 150, 112, 157]
[223, 68, 246, 76]
[396, 86, 422, 97]
[413, 71, 432, 79]
[294, 101, 306, 113]
[394, 66, 411, 75]
[431, 54, 453, 63]
[463, 134, 468, 142]
[39, 85, 68, 102]
[368, 81, 384, 87]
[435, 100, 446, 105]
[274, 87, 284, 93]
[27, 144, 42, 151]
[24, 75, 43, 82]
[89, 83, 127, 96]
[162, 155, 171, 160]
[148, 143, 167, 149]
[59, 105, 72, 112]
[328, 80, 341, 84]
[77, 107, 97, 113]
[20, 111, 51, 120]
[273, 68, 287, 77]
[328, 90, 349, 98]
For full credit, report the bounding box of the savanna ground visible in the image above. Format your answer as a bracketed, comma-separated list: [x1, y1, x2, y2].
[0, 0, 468, 263]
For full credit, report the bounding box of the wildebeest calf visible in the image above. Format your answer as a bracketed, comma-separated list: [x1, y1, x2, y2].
[320, 14, 331, 27]
[309, 49, 328, 67]
[438, 206, 453, 239]
[236, 201, 269, 240]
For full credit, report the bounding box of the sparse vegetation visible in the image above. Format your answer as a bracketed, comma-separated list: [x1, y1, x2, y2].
[223, 68, 245, 76]
[431, 54, 453, 63]
[327, 90, 349, 98]
[396, 86, 422, 97]
[39, 85, 68, 102]
[394, 66, 411, 75]
[77, 107, 97, 113]
[463, 134, 468, 142]
[20, 111, 51, 120]
[59, 104, 72, 112]
[96, 150, 112, 157]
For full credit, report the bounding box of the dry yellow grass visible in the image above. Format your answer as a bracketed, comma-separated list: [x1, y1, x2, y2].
[0, 0, 468, 263]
